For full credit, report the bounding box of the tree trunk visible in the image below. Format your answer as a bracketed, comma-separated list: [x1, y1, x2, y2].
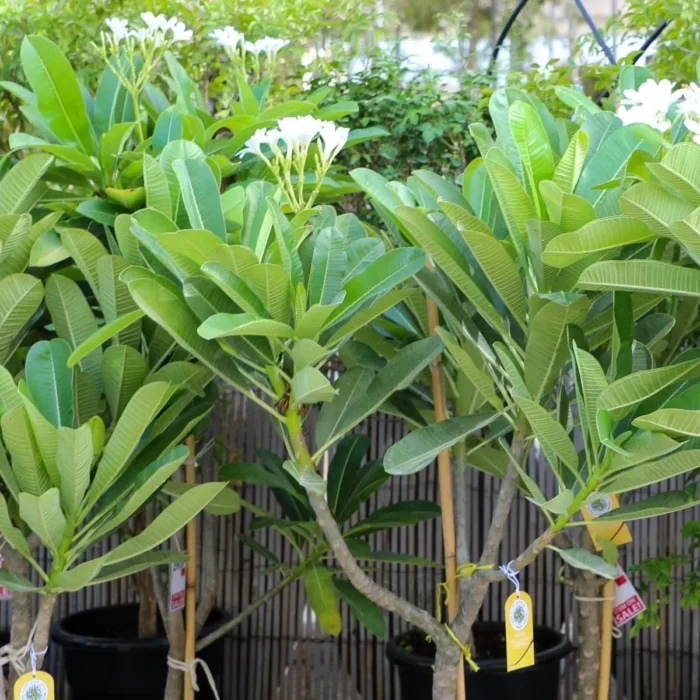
[33, 594, 57, 670]
[433, 643, 462, 700]
[136, 567, 158, 637]
[4, 548, 31, 687]
[152, 565, 185, 700]
[573, 533, 603, 699]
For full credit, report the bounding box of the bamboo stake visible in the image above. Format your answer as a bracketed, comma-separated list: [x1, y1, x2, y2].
[426, 274, 466, 700]
[184, 435, 197, 700]
[597, 579, 615, 700]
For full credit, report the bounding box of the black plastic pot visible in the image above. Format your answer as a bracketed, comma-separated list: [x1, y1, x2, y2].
[51, 603, 229, 700]
[387, 621, 571, 699]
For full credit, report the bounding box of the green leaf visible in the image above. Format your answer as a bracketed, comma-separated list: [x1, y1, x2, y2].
[553, 129, 588, 193]
[589, 491, 699, 522]
[333, 578, 386, 638]
[316, 337, 442, 451]
[67, 310, 145, 368]
[609, 431, 681, 472]
[394, 207, 504, 334]
[577, 260, 700, 297]
[549, 546, 617, 578]
[198, 313, 294, 340]
[0, 492, 32, 560]
[509, 100, 554, 211]
[632, 408, 700, 437]
[543, 216, 654, 268]
[60, 228, 108, 300]
[19, 488, 66, 555]
[304, 564, 341, 635]
[0, 274, 44, 364]
[514, 396, 579, 478]
[315, 367, 374, 451]
[172, 159, 226, 240]
[1, 406, 51, 495]
[326, 434, 369, 520]
[309, 227, 346, 306]
[601, 450, 700, 494]
[0, 154, 52, 214]
[161, 480, 240, 516]
[0, 569, 40, 593]
[290, 339, 328, 369]
[99, 122, 135, 183]
[56, 425, 92, 518]
[102, 345, 148, 422]
[620, 182, 694, 236]
[143, 153, 172, 218]
[0, 214, 37, 277]
[125, 277, 250, 392]
[460, 228, 527, 330]
[384, 412, 498, 475]
[152, 106, 183, 154]
[104, 482, 226, 566]
[90, 551, 187, 586]
[325, 247, 426, 328]
[525, 296, 589, 401]
[20, 36, 94, 154]
[246, 263, 291, 324]
[45, 274, 102, 387]
[87, 382, 173, 508]
[646, 142, 700, 205]
[26, 338, 74, 428]
[598, 359, 700, 419]
[291, 366, 337, 406]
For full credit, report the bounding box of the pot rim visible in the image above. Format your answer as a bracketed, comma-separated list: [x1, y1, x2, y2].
[386, 620, 572, 673]
[50, 603, 229, 652]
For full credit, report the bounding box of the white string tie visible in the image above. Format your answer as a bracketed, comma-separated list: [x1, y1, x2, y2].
[499, 560, 520, 596]
[29, 643, 47, 675]
[167, 656, 221, 700]
[0, 621, 41, 694]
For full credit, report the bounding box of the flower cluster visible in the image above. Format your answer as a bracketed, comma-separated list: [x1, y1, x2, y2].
[615, 77, 700, 144]
[210, 26, 289, 76]
[103, 12, 193, 48]
[239, 116, 350, 212]
[616, 79, 682, 133]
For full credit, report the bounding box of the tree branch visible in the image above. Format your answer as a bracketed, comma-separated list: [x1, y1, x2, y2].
[195, 511, 218, 637]
[308, 490, 448, 645]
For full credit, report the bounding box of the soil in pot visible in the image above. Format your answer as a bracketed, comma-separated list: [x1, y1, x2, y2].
[51, 603, 229, 700]
[387, 620, 572, 700]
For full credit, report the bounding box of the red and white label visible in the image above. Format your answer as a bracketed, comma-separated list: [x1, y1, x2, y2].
[0, 554, 11, 600]
[613, 565, 645, 626]
[169, 561, 186, 614]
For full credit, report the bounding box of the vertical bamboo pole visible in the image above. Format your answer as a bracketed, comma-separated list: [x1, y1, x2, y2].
[426, 271, 466, 700]
[184, 435, 197, 700]
[597, 579, 615, 700]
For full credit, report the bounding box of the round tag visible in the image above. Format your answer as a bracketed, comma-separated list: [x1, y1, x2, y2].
[14, 671, 55, 700]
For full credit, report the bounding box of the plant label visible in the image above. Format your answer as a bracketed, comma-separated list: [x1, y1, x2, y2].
[504, 590, 535, 672]
[580, 494, 632, 550]
[613, 565, 646, 626]
[0, 554, 12, 600]
[169, 561, 186, 614]
[14, 671, 54, 700]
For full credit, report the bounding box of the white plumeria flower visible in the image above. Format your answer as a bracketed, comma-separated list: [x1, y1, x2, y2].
[244, 40, 265, 56]
[169, 20, 193, 43]
[685, 118, 700, 144]
[680, 83, 700, 118]
[105, 17, 130, 41]
[239, 129, 272, 159]
[621, 78, 683, 111]
[278, 116, 324, 151]
[616, 103, 671, 132]
[141, 12, 168, 31]
[256, 37, 290, 58]
[210, 26, 244, 52]
[318, 121, 350, 162]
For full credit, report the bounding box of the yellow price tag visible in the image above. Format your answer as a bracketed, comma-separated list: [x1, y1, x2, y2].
[505, 590, 535, 672]
[581, 494, 632, 550]
[14, 671, 55, 700]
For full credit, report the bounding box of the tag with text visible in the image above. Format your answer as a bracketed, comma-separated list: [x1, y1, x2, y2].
[169, 561, 186, 614]
[581, 494, 632, 550]
[613, 565, 646, 627]
[15, 671, 55, 700]
[505, 590, 535, 672]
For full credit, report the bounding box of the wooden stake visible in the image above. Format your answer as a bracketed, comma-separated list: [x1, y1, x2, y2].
[426, 280, 466, 700]
[184, 435, 197, 700]
[597, 579, 615, 700]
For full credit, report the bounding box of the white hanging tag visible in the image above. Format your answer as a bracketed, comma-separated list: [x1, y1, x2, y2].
[169, 561, 186, 614]
[613, 565, 646, 626]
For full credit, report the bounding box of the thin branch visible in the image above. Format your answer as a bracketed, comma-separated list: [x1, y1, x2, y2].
[308, 490, 448, 645]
